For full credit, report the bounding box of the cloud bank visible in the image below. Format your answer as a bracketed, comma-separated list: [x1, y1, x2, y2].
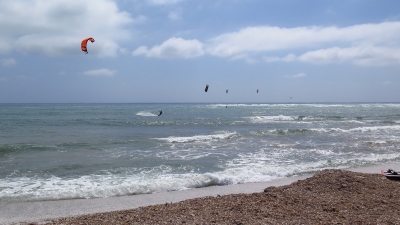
[133, 37, 204, 59]
[134, 21, 400, 66]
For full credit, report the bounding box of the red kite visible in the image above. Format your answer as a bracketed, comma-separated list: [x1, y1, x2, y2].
[81, 37, 95, 54]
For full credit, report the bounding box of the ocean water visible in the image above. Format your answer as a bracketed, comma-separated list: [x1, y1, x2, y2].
[1, 103, 400, 202]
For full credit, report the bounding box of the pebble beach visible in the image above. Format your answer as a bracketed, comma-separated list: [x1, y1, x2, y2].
[46, 169, 400, 225]
[5, 164, 400, 225]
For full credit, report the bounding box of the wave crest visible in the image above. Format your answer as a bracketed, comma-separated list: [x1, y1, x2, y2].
[154, 132, 237, 143]
[136, 111, 158, 117]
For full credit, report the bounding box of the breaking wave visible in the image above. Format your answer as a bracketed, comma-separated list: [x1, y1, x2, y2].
[154, 131, 237, 143]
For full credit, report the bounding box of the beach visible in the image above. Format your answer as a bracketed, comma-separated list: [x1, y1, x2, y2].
[2, 163, 400, 224]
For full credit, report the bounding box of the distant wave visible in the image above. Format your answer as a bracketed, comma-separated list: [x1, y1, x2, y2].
[308, 125, 400, 134]
[248, 115, 398, 124]
[248, 115, 295, 122]
[206, 103, 400, 108]
[348, 125, 400, 133]
[154, 131, 237, 143]
[136, 111, 158, 117]
[267, 125, 400, 135]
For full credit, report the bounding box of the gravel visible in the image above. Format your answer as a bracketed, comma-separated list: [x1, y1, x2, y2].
[32, 169, 400, 224]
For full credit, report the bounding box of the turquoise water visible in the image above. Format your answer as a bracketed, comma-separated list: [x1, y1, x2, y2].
[1, 103, 400, 202]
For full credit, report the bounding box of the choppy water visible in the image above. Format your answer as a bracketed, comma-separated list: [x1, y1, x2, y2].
[1, 103, 400, 202]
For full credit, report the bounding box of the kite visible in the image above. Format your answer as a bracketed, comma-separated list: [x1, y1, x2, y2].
[256, 89, 259, 93]
[205, 84, 209, 92]
[226, 90, 228, 93]
[81, 37, 95, 54]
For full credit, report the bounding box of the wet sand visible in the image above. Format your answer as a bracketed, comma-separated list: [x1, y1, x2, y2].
[2, 163, 400, 224]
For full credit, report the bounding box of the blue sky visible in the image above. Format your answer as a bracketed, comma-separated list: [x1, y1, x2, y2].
[1, 0, 400, 103]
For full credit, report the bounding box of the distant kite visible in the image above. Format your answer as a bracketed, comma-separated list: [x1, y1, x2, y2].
[256, 89, 259, 93]
[205, 84, 209, 92]
[226, 90, 228, 93]
[81, 37, 95, 54]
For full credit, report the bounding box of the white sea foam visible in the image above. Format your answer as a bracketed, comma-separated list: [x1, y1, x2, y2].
[248, 115, 295, 123]
[136, 111, 158, 116]
[207, 104, 271, 108]
[346, 120, 366, 124]
[1, 150, 400, 202]
[302, 125, 400, 134]
[0, 170, 273, 201]
[348, 125, 400, 132]
[154, 131, 237, 143]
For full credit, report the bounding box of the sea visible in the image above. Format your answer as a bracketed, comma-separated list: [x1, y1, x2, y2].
[1, 103, 400, 203]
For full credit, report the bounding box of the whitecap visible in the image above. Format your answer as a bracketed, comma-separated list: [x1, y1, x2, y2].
[248, 115, 295, 123]
[136, 111, 158, 117]
[154, 131, 237, 143]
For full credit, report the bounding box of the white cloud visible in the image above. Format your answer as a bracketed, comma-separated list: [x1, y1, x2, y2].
[265, 46, 400, 66]
[147, 0, 184, 5]
[133, 46, 149, 55]
[83, 68, 116, 77]
[263, 54, 296, 63]
[207, 22, 400, 66]
[133, 37, 204, 59]
[136, 22, 400, 65]
[208, 22, 400, 56]
[0, 0, 133, 57]
[1, 58, 16, 67]
[298, 46, 400, 66]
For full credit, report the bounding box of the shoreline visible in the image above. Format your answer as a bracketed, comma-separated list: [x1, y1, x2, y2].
[1, 162, 399, 224]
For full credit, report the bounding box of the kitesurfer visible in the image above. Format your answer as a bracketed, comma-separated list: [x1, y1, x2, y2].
[205, 84, 209, 92]
[158, 110, 163, 116]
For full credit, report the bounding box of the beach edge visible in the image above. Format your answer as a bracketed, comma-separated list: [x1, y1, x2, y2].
[1, 162, 399, 224]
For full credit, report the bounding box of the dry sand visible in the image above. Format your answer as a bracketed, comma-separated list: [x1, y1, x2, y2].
[3, 163, 400, 224]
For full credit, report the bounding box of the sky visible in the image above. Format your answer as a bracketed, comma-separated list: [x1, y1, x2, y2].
[1, 0, 400, 103]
